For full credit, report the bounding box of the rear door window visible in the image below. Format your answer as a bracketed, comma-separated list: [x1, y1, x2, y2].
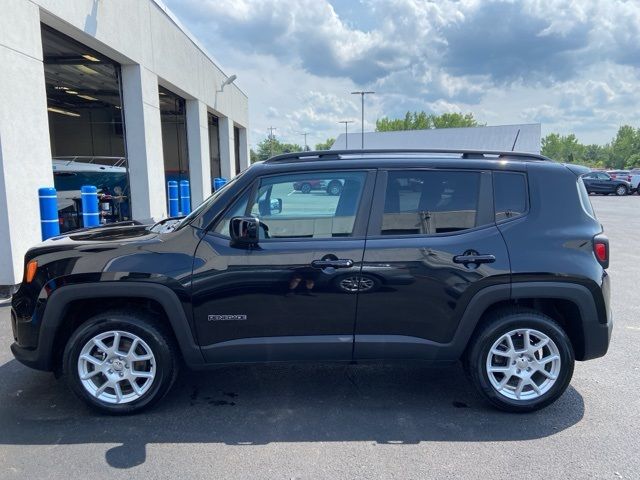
[493, 172, 528, 221]
[377, 170, 483, 235]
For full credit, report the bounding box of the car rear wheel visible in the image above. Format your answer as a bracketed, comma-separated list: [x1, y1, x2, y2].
[464, 309, 574, 412]
[615, 184, 628, 196]
[63, 310, 179, 415]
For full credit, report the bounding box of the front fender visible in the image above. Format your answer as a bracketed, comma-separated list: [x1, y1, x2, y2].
[11, 282, 204, 371]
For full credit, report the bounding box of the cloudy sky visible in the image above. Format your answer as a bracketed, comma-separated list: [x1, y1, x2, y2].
[163, 0, 640, 148]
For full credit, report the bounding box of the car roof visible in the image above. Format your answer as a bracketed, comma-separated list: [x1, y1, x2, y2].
[252, 149, 568, 175]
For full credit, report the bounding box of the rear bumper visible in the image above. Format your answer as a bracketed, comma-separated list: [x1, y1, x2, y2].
[512, 279, 612, 361]
[582, 314, 613, 360]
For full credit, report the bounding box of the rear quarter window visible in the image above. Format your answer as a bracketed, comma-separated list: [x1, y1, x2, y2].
[493, 172, 528, 222]
[577, 177, 596, 219]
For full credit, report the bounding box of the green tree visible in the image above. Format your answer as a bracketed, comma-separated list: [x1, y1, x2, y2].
[625, 153, 640, 169]
[541, 133, 585, 163]
[610, 125, 640, 169]
[253, 136, 303, 162]
[375, 111, 481, 131]
[315, 137, 335, 150]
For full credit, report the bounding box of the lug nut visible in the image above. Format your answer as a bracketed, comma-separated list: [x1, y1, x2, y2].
[108, 369, 113, 374]
[119, 372, 124, 377]
[516, 369, 521, 374]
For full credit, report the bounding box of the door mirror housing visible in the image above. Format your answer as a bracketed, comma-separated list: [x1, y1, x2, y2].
[230, 216, 260, 247]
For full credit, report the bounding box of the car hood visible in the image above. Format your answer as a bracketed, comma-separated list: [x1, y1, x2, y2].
[29, 223, 159, 257]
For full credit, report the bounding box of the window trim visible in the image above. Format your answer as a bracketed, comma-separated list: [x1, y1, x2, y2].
[492, 170, 530, 225]
[366, 168, 494, 239]
[208, 169, 376, 241]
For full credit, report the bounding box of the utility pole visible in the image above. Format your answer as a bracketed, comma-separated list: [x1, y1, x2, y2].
[267, 126, 277, 158]
[351, 91, 374, 149]
[338, 120, 354, 149]
[298, 131, 309, 151]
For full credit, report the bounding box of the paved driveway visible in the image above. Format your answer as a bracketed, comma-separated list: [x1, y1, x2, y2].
[0, 195, 638, 479]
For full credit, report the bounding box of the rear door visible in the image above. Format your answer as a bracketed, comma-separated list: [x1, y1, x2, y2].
[191, 169, 375, 363]
[353, 167, 511, 360]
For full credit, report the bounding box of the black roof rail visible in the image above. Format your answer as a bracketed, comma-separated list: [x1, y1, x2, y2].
[264, 148, 551, 163]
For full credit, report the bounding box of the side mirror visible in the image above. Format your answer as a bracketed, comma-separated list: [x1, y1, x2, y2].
[230, 216, 260, 247]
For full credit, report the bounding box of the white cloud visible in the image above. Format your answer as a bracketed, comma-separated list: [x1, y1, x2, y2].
[166, 0, 640, 146]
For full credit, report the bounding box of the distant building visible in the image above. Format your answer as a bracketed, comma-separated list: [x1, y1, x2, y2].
[331, 124, 541, 154]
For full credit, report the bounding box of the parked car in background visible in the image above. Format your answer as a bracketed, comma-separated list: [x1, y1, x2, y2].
[293, 178, 343, 195]
[582, 171, 631, 195]
[293, 179, 326, 193]
[606, 170, 631, 182]
[625, 171, 640, 194]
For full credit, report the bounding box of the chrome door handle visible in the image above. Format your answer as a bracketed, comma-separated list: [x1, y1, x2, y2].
[453, 253, 496, 265]
[311, 259, 354, 269]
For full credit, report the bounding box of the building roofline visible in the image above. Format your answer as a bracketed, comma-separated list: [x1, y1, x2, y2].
[151, 0, 248, 99]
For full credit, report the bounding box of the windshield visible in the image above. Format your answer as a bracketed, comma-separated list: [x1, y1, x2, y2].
[172, 173, 244, 231]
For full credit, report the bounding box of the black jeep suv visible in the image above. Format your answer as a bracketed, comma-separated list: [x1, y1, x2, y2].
[10, 149, 612, 414]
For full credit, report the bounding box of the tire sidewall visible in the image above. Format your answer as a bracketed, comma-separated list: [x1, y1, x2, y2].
[63, 313, 176, 414]
[469, 313, 575, 412]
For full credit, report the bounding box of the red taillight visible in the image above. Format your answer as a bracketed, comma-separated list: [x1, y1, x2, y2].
[593, 235, 609, 269]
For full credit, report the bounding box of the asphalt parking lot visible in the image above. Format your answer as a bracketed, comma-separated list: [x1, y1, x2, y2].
[0, 195, 638, 480]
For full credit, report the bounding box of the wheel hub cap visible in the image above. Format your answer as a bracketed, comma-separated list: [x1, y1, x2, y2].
[77, 330, 156, 404]
[486, 328, 562, 401]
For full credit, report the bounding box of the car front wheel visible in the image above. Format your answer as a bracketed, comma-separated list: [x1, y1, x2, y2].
[465, 309, 574, 412]
[63, 310, 179, 414]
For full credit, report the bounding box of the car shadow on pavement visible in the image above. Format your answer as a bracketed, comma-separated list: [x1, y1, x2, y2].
[0, 358, 584, 469]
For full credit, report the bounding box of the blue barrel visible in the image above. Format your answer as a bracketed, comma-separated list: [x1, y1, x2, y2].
[213, 177, 227, 191]
[179, 180, 191, 215]
[167, 181, 179, 217]
[38, 187, 60, 240]
[81, 185, 100, 228]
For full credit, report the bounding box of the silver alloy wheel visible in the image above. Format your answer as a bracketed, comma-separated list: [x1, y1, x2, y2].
[616, 185, 627, 196]
[339, 275, 375, 293]
[77, 330, 156, 404]
[485, 328, 561, 401]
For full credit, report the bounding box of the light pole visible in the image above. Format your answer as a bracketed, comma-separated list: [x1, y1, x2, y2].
[267, 126, 277, 158]
[298, 131, 309, 151]
[351, 91, 374, 149]
[338, 120, 354, 149]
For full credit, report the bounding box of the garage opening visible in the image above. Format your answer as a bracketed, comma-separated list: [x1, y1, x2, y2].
[42, 25, 130, 232]
[159, 87, 190, 209]
[208, 113, 221, 191]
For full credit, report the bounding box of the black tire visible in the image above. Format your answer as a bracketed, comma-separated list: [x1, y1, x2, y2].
[62, 310, 179, 415]
[464, 309, 574, 413]
[300, 183, 312, 194]
[615, 184, 628, 196]
[327, 180, 342, 196]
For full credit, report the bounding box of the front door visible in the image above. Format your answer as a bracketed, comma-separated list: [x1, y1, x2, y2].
[354, 168, 512, 360]
[191, 169, 375, 363]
